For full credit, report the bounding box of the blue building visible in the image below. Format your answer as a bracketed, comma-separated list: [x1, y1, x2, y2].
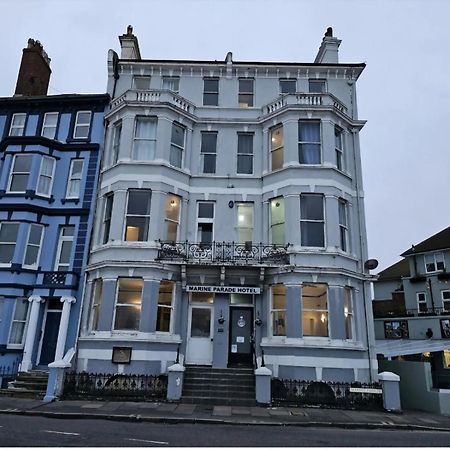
[0, 39, 108, 399]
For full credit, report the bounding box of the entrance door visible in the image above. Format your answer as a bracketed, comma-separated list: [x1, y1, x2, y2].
[228, 307, 253, 366]
[186, 304, 214, 365]
[38, 299, 62, 366]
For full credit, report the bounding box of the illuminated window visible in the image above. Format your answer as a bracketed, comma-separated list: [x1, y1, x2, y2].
[156, 281, 174, 332]
[125, 190, 151, 241]
[236, 203, 253, 243]
[165, 194, 181, 241]
[270, 197, 285, 245]
[302, 283, 328, 337]
[271, 284, 286, 336]
[270, 125, 283, 170]
[114, 278, 143, 330]
[239, 79, 254, 107]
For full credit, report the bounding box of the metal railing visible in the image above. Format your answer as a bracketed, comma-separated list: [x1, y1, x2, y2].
[157, 240, 290, 265]
[63, 372, 167, 401]
[374, 307, 450, 319]
[0, 359, 20, 389]
[271, 378, 383, 410]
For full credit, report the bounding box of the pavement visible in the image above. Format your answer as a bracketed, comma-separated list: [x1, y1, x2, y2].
[0, 396, 449, 432]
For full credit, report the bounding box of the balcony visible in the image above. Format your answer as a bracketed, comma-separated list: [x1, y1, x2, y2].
[263, 93, 348, 116]
[157, 241, 290, 266]
[36, 271, 80, 289]
[109, 89, 195, 114]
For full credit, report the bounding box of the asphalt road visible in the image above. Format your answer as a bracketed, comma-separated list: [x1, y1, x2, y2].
[0, 415, 449, 447]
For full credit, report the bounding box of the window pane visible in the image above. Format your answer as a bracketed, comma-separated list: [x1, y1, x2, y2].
[163, 77, 179, 92]
[309, 80, 325, 93]
[271, 224, 284, 246]
[302, 284, 328, 337]
[125, 217, 149, 241]
[170, 146, 182, 167]
[24, 245, 39, 266]
[190, 308, 211, 337]
[0, 223, 19, 242]
[203, 154, 216, 173]
[67, 180, 81, 198]
[271, 148, 283, 170]
[127, 191, 151, 215]
[280, 80, 296, 94]
[37, 176, 51, 196]
[14, 298, 29, 320]
[166, 221, 178, 241]
[44, 113, 58, 126]
[117, 278, 143, 304]
[12, 114, 26, 126]
[201, 133, 217, 153]
[299, 122, 320, 142]
[239, 94, 253, 107]
[77, 112, 91, 124]
[9, 322, 26, 344]
[14, 155, 32, 172]
[271, 127, 283, 149]
[238, 134, 253, 154]
[134, 76, 151, 89]
[59, 241, 72, 263]
[74, 125, 89, 138]
[204, 79, 218, 92]
[62, 226, 75, 237]
[0, 245, 15, 264]
[71, 160, 83, 177]
[239, 79, 254, 93]
[237, 204, 253, 228]
[237, 155, 253, 174]
[301, 222, 324, 247]
[271, 198, 284, 225]
[198, 223, 213, 243]
[28, 224, 43, 245]
[198, 203, 214, 218]
[171, 123, 185, 147]
[301, 195, 323, 220]
[135, 118, 156, 139]
[165, 195, 180, 221]
[158, 282, 173, 306]
[114, 306, 141, 330]
[203, 93, 218, 106]
[157, 306, 171, 332]
[299, 144, 321, 164]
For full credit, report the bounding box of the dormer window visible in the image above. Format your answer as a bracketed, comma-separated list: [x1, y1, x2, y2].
[425, 252, 445, 273]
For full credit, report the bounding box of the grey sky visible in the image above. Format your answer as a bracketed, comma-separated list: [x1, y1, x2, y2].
[1, 0, 449, 272]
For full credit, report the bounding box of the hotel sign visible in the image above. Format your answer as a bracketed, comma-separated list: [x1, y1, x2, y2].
[186, 285, 260, 295]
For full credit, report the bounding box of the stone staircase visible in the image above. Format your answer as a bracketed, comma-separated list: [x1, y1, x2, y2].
[182, 366, 255, 406]
[0, 370, 48, 399]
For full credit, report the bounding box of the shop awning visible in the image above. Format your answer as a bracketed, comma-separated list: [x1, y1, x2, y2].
[375, 339, 450, 358]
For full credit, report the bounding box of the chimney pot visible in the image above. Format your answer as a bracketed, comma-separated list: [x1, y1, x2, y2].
[127, 25, 133, 35]
[325, 27, 333, 37]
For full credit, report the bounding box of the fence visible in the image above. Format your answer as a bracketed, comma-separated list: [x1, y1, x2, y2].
[0, 359, 20, 389]
[63, 372, 168, 401]
[271, 378, 383, 410]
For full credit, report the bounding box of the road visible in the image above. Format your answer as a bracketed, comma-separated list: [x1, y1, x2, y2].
[0, 415, 449, 447]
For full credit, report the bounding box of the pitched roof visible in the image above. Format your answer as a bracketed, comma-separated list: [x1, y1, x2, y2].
[401, 225, 450, 256]
[377, 258, 410, 280]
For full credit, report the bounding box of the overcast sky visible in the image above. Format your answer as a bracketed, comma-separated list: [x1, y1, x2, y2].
[1, 0, 449, 272]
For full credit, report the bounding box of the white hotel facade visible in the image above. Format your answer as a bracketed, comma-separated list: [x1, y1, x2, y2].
[76, 26, 378, 384]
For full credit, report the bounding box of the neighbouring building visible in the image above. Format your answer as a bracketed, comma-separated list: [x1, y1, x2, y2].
[0, 39, 109, 399]
[373, 226, 450, 390]
[76, 26, 377, 398]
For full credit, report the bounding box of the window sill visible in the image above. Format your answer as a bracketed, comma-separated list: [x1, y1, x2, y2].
[80, 331, 182, 343]
[261, 337, 365, 350]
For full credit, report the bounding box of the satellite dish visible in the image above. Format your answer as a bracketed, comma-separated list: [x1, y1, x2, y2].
[364, 259, 379, 270]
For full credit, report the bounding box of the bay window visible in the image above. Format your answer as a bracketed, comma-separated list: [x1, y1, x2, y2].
[164, 194, 181, 242]
[270, 197, 285, 245]
[133, 117, 157, 160]
[170, 122, 185, 168]
[114, 278, 143, 330]
[298, 120, 321, 164]
[302, 283, 328, 337]
[125, 190, 151, 241]
[270, 125, 283, 170]
[300, 194, 325, 247]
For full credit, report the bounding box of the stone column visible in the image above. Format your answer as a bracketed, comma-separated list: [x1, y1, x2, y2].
[21, 295, 44, 372]
[53, 296, 76, 362]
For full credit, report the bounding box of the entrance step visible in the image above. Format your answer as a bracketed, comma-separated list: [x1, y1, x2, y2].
[1, 370, 48, 399]
[182, 365, 255, 406]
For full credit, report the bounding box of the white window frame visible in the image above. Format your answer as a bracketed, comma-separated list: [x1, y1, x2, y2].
[169, 122, 185, 168]
[73, 111, 92, 139]
[236, 202, 254, 243]
[165, 194, 181, 242]
[344, 287, 354, 340]
[298, 120, 322, 165]
[338, 199, 349, 252]
[65, 159, 83, 199]
[270, 197, 285, 245]
[162, 76, 180, 93]
[237, 132, 253, 175]
[112, 120, 122, 164]
[442, 290, 450, 312]
[90, 278, 103, 331]
[7, 154, 32, 193]
[270, 284, 286, 337]
[113, 277, 143, 331]
[36, 155, 56, 197]
[22, 223, 44, 269]
[41, 112, 58, 139]
[0, 222, 20, 267]
[238, 78, 254, 107]
[279, 78, 297, 94]
[270, 125, 284, 171]
[9, 113, 26, 136]
[200, 131, 217, 174]
[424, 252, 445, 273]
[132, 116, 157, 161]
[300, 193, 326, 248]
[133, 76, 151, 90]
[156, 280, 175, 333]
[196, 201, 215, 244]
[102, 193, 114, 244]
[335, 126, 344, 171]
[417, 292, 427, 313]
[302, 283, 329, 338]
[7, 298, 30, 348]
[54, 226, 75, 271]
[124, 189, 152, 242]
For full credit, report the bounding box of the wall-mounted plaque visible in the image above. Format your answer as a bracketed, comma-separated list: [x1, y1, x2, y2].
[112, 346, 132, 364]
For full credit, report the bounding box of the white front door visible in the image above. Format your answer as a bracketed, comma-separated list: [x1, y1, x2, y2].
[186, 304, 214, 365]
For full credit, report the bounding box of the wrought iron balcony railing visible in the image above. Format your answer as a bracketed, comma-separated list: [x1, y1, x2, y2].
[157, 241, 290, 265]
[38, 271, 80, 289]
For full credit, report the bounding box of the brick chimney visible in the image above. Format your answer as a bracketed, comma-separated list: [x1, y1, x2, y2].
[14, 39, 51, 96]
[119, 25, 141, 60]
[314, 27, 342, 64]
